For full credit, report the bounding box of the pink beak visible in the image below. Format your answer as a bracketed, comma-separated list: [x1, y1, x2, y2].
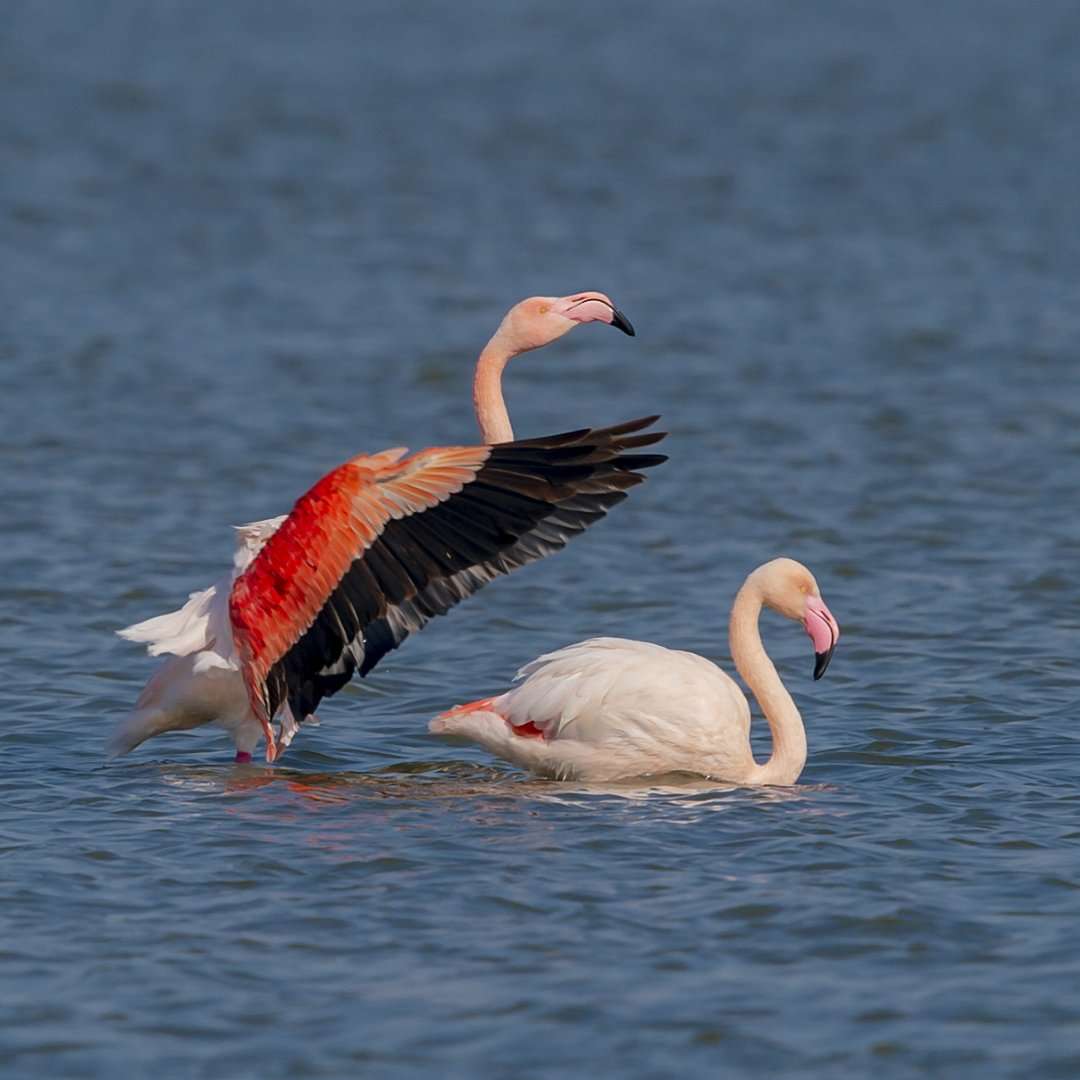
[804, 596, 840, 680]
[552, 293, 635, 336]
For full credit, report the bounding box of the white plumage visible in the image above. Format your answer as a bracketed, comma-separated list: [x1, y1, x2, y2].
[109, 517, 302, 759]
[431, 638, 754, 781]
[430, 559, 841, 786]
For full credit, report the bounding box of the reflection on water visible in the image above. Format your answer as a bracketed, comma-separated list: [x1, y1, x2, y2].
[151, 758, 857, 831]
[157, 759, 822, 803]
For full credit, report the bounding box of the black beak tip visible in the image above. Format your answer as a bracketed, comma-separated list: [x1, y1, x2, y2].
[610, 308, 635, 337]
[813, 648, 835, 681]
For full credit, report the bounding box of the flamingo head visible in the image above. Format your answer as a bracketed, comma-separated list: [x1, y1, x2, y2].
[756, 558, 840, 680]
[501, 291, 635, 353]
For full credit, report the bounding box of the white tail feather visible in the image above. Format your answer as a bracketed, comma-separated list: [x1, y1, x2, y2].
[118, 585, 218, 657]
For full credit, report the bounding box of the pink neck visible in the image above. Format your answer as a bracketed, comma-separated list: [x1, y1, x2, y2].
[729, 581, 807, 786]
[473, 332, 517, 444]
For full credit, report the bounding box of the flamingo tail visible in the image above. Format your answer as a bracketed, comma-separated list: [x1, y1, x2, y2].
[430, 697, 499, 732]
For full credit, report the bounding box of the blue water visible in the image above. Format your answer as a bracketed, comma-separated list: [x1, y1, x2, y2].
[4, 1, 1080, 1076]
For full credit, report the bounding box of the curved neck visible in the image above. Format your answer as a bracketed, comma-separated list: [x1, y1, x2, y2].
[729, 581, 807, 786]
[473, 328, 518, 444]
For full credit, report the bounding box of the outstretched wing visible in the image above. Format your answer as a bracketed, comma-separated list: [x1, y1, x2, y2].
[228, 417, 666, 756]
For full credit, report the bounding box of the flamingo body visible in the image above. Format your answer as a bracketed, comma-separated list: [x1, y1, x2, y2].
[431, 638, 755, 781]
[431, 559, 840, 786]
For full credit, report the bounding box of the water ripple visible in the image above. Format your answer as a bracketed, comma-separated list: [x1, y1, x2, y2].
[4, 1, 1080, 1077]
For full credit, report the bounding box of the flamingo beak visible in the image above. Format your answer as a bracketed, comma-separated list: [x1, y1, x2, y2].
[609, 307, 636, 336]
[804, 596, 840, 680]
[813, 644, 835, 681]
[555, 294, 636, 336]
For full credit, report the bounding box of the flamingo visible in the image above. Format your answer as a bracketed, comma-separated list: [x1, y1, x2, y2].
[430, 558, 840, 785]
[111, 292, 664, 764]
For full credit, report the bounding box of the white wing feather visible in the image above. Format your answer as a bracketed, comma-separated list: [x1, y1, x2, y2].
[431, 638, 757, 782]
[116, 516, 286, 659]
[502, 637, 748, 744]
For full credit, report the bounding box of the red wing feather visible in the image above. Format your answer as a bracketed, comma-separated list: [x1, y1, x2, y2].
[229, 445, 491, 744]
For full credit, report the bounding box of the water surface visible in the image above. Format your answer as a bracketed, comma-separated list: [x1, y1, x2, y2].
[3, 1, 1080, 1076]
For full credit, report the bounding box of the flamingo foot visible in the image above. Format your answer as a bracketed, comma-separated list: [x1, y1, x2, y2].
[234, 751, 253, 764]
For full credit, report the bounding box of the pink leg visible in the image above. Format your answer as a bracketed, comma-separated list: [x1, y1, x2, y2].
[234, 751, 253, 764]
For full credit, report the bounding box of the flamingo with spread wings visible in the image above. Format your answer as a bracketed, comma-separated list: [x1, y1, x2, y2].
[112, 293, 664, 763]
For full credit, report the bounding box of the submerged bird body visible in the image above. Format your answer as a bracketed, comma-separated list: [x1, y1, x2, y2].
[431, 559, 840, 786]
[432, 639, 755, 782]
[114, 293, 662, 763]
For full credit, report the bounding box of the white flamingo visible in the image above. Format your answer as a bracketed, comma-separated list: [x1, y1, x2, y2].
[111, 292, 664, 763]
[430, 558, 840, 785]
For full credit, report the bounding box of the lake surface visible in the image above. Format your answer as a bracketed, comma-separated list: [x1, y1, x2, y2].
[3, 1, 1080, 1076]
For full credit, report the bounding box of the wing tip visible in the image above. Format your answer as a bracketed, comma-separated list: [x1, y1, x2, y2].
[505, 415, 664, 451]
[614, 452, 668, 472]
